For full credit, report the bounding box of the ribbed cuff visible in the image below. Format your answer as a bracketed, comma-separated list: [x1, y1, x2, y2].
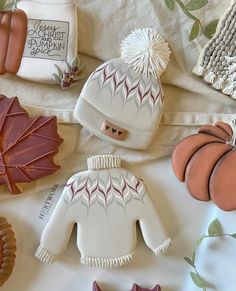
[35, 246, 56, 264]
[154, 238, 172, 256]
[87, 155, 121, 170]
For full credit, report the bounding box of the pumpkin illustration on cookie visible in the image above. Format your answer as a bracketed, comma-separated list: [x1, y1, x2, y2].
[0, 3, 27, 75]
[172, 121, 236, 211]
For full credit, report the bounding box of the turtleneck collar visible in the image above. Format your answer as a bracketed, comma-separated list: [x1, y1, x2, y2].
[87, 155, 121, 170]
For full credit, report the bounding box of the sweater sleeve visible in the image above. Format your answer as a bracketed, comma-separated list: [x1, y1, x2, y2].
[35, 184, 76, 264]
[138, 184, 171, 256]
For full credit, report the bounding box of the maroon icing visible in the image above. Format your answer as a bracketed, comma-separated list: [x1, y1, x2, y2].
[0, 95, 63, 194]
[93, 282, 161, 291]
[130, 284, 161, 291]
[93, 282, 102, 291]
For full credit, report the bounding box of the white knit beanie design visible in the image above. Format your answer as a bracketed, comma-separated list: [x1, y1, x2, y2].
[74, 28, 171, 149]
[193, 1, 236, 98]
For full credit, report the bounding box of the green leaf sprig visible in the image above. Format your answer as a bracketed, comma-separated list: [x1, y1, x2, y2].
[164, 0, 219, 41]
[184, 219, 236, 290]
[0, 0, 17, 11]
[52, 56, 85, 90]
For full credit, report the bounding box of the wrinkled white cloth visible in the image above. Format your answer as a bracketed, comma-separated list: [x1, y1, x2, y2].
[0, 0, 235, 200]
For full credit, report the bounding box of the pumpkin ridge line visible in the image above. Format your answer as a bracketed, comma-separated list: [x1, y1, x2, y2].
[183, 140, 225, 182]
[198, 130, 228, 142]
[0, 13, 11, 74]
[3, 11, 13, 73]
[207, 147, 234, 199]
[215, 124, 232, 138]
[0, 13, 4, 25]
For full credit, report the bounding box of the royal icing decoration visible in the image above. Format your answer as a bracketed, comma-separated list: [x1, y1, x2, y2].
[35, 155, 171, 268]
[74, 28, 171, 149]
[172, 121, 236, 211]
[0, 95, 63, 194]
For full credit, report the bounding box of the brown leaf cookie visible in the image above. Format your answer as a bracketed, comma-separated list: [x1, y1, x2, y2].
[0, 95, 63, 194]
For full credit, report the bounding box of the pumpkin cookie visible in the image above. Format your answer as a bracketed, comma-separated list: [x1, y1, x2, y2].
[0, 217, 16, 286]
[172, 121, 236, 211]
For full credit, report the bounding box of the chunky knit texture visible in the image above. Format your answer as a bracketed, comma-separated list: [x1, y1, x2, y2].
[193, 1, 236, 98]
[35, 155, 171, 268]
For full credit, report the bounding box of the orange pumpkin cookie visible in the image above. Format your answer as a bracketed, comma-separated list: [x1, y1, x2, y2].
[172, 121, 236, 211]
[0, 217, 16, 286]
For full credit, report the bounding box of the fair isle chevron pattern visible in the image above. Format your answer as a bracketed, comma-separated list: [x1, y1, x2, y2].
[64, 172, 146, 209]
[90, 61, 163, 110]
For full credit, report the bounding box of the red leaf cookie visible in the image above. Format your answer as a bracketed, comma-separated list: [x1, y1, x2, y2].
[0, 95, 63, 194]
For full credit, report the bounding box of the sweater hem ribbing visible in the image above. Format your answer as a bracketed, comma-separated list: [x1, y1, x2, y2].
[80, 253, 133, 268]
[154, 238, 172, 256]
[35, 246, 56, 264]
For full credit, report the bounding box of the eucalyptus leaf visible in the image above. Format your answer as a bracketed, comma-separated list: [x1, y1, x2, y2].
[71, 56, 78, 67]
[54, 65, 63, 79]
[204, 19, 219, 39]
[208, 219, 222, 236]
[184, 257, 195, 267]
[52, 74, 61, 84]
[192, 250, 195, 263]
[185, 0, 208, 11]
[189, 21, 200, 41]
[164, 0, 175, 11]
[65, 61, 72, 72]
[190, 272, 207, 288]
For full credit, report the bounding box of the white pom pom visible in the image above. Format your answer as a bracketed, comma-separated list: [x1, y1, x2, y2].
[121, 28, 171, 78]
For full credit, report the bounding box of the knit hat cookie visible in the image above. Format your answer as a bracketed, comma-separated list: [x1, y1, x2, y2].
[35, 155, 171, 268]
[193, 1, 236, 98]
[74, 28, 171, 149]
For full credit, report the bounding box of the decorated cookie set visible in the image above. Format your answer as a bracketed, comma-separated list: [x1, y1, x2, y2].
[0, 1, 173, 287]
[0, 0, 236, 289]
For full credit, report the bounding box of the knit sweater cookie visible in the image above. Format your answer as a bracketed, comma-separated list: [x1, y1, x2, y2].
[35, 155, 171, 268]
